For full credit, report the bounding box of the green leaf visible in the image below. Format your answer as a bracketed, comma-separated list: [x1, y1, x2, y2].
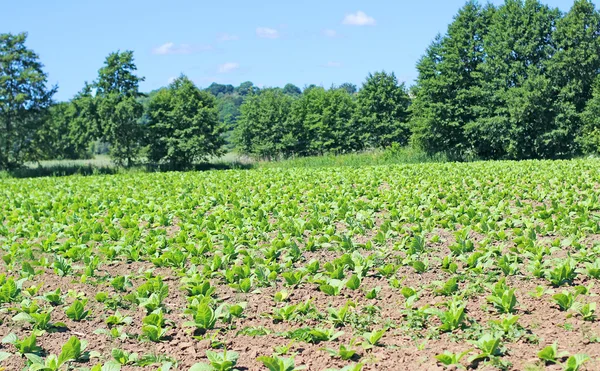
[346, 275, 361, 290]
[58, 336, 82, 365]
[0, 351, 12, 363]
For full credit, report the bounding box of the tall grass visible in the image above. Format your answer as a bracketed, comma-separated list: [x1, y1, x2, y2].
[1, 147, 446, 179]
[259, 146, 447, 169]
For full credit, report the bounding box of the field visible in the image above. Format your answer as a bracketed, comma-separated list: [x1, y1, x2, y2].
[1, 159, 600, 371]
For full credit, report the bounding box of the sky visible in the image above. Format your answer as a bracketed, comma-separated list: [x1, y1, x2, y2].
[4, 0, 577, 101]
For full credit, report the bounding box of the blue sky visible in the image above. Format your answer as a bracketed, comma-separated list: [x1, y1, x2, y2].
[5, 0, 576, 101]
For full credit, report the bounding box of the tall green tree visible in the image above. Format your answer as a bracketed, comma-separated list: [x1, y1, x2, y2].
[95, 50, 144, 166]
[466, 0, 560, 159]
[34, 102, 90, 160]
[205, 83, 234, 97]
[355, 71, 411, 149]
[338, 83, 357, 95]
[548, 0, 600, 156]
[282, 83, 302, 96]
[70, 83, 100, 150]
[146, 75, 225, 169]
[580, 75, 600, 154]
[0, 32, 56, 169]
[411, 2, 494, 159]
[287, 87, 357, 155]
[234, 88, 295, 158]
[235, 81, 259, 96]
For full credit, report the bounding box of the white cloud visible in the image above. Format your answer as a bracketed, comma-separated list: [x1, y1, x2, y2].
[256, 27, 279, 39]
[342, 11, 376, 26]
[323, 29, 338, 38]
[152, 42, 212, 55]
[324, 61, 343, 68]
[218, 62, 240, 73]
[153, 42, 192, 55]
[217, 33, 239, 42]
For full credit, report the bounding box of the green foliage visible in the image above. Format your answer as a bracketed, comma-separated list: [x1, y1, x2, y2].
[97, 94, 143, 167]
[487, 280, 518, 314]
[580, 75, 600, 154]
[141, 310, 170, 342]
[538, 342, 568, 364]
[287, 87, 359, 155]
[95, 50, 144, 167]
[361, 329, 386, 349]
[412, 0, 600, 160]
[257, 355, 303, 371]
[146, 75, 225, 169]
[234, 88, 295, 159]
[65, 299, 90, 321]
[187, 303, 217, 332]
[435, 349, 471, 368]
[189, 349, 239, 371]
[563, 354, 590, 371]
[0, 32, 56, 170]
[411, 2, 492, 160]
[2, 332, 42, 356]
[355, 71, 411, 148]
[428, 298, 466, 332]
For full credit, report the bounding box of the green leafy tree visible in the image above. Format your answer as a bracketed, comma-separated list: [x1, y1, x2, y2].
[233, 88, 295, 158]
[580, 75, 600, 154]
[338, 82, 357, 95]
[411, 2, 494, 159]
[34, 102, 90, 160]
[95, 51, 144, 97]
[282, 83, 302, 96]
[0, 32, 56, 169]
[95, 50, 144, 166]
[206, 83, 234, 97]
[146, 75, 225, 169]
[355, 71, 411, 149]
[549, 0, 600, 157]
[287, 87, 358, 155]
[466, 0, 560, 159]
[97, 95, 143, 167]
[235, 81, 259, 96]
[70, 83, 101, 150]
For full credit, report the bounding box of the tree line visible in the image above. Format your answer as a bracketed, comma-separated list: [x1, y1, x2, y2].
[2, 0, 600, 171]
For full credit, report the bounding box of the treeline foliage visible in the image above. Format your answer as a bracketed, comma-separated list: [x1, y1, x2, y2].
[0, 34, 225, 170]
[3, 0, 600, 170]
[412, 0, 600, 160]
[234, 73, 410, 158]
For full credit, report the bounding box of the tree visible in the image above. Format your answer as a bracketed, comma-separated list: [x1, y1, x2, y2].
[0, 32, 56, 169]
[97, 95, 143, 167]
[34, 102, 90, 160]
[411, 2, 494, 159]
[355, 71, 411, 148]
[205, 83, 234, 97]
[233, 88, 295, 158]
[547, 0, 600, 157]
[95, 51, 143, 97]
[95, 50, 144, 166]
[282, 83, 302, 96]
[287, 87, 357, 155]
[465, 0, 560, 159]
[338, 82, 357, 95]
[146, 75, 225, 169]
[580, 76, 600, 154]
[236, 81, 259, 96]
[68, 83, 100, 156]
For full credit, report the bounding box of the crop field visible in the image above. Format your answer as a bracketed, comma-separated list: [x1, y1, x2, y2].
[1, 160, 600, 371]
